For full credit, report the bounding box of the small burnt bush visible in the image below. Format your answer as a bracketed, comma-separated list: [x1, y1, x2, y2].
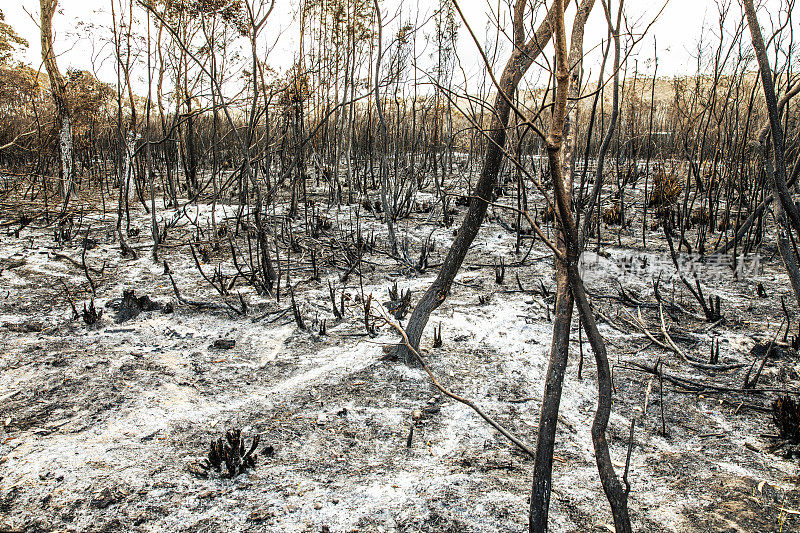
[602, 202, 622, 226]
[772, 395, 800, 443]
[648, 169, 683, 207]
[194, 429, 261, 479]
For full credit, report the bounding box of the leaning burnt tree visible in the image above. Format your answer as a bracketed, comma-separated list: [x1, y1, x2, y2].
[40, 0, 74, 213]
[399, 0, 555, 360]
[742, 0, 800, 309]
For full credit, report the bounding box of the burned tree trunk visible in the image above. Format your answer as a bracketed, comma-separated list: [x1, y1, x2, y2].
[742, 0, 800, 309]
[40, 0, 74, 213]
[372, 0, 399, 257]
[399, 0, 555, 362]
[530, 1, 632, 531]
[529, 0, 596, 530]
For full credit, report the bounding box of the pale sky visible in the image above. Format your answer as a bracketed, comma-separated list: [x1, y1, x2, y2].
[2, 0, 784, 92]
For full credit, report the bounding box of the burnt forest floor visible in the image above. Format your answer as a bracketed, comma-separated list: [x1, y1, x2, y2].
[1, 170, 799, 532]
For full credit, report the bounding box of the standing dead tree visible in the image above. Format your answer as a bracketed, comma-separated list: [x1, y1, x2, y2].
[742, 0, 800, 309]
[531, 0, 632, 530]
[39, 0, 74, 213]
[372, 0, 400, 257]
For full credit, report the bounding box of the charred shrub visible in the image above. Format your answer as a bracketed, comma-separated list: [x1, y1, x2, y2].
[82, 299, 102, 326]
[194, 429, 261, 479]
[113, 289, 164, 323]
[690, 207, 710, 227]
[385, 282, 411, 320]
[772, 395, 800, 443]
[602, 202, 622, 226]
[648, 168, 683, 207]
[541, 204, 555, 224]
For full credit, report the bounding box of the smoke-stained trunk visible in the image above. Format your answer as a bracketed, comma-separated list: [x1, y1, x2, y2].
[529, 0, 594, 529]
[532, 1, 632, 531]
[742, 0, 800, 309]
[40, 0, 74, 212]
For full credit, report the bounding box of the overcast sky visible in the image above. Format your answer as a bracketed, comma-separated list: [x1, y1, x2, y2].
[3, 0, 777, 91]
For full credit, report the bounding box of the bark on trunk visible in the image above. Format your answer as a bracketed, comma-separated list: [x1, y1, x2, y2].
[531, 1, 631, 531]
[742, 0, 800, 309]
[40, 0, 74, 213]
[529, 1, 594, 529]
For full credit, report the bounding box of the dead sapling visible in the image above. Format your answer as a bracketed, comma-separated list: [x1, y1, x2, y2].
[385, 282, 411, 320]
[80, 225, 102, 326]
[538, 279, 550, 300]
[118, 229, 137, 259]
[709, 337, 720, 365]
[364, 294, 377, 336]
[164, 260, 218, 311]
[706, 295, 722, 322]
[416, 242, 429, 273]
[663, 220, 722, 322]
[310, 249, 320, 281]
[290, 287, 305, 330]
[744, 324, 784, 389]
[211, 265, 229, 296]
[318, 318, 327, 336]
[495, 257, 506, 285]
[615, 281, 640, 307]
[781, 296, 792, 344]
[60, 280, 79, 320]
[311, 215, 333, 238]
[329, 282, 342, 319]
[81, 224, 98, 297]
[433, 323, 443, 348]
[193, 429, 262, 479]
[17, 213, 32, 237]
[189, 245, 246, 316]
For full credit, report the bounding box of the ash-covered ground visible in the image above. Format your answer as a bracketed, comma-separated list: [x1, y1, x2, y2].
[1, 177, 799, 532]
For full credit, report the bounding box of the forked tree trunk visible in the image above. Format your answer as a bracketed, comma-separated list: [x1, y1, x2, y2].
[40, 0, 74, 213]
[529, 0, 593, 529]
[399, 0, 556, 362]
[532, 1, 631, 531]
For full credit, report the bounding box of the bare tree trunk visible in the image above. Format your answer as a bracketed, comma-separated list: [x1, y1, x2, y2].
[532, 1, 632, 531]
[372, 0, 399, 256]
[145, 8, 158, 262]
[742, 0, 800, 309]
[529, 1, 595, 530]
[40, 0, 74, 214]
